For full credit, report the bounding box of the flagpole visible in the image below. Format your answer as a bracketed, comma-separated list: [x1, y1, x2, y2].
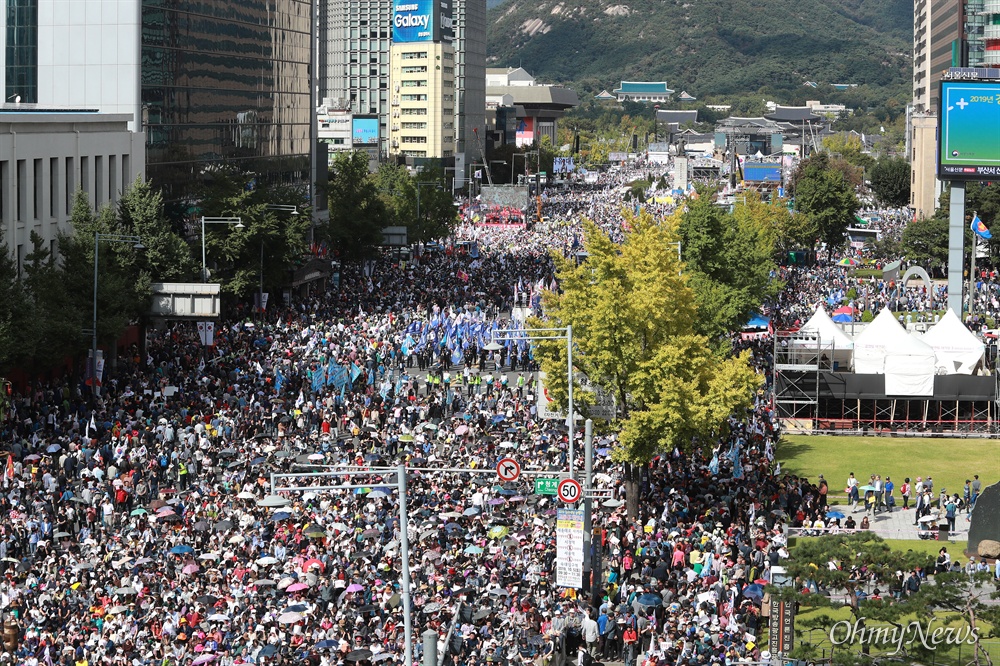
[970, 211, 978, 317]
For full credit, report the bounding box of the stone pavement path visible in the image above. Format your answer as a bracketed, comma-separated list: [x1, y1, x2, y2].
[824, 500, 970, 543]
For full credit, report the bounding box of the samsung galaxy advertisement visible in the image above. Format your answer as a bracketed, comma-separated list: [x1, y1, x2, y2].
[392, 0, 436, 43]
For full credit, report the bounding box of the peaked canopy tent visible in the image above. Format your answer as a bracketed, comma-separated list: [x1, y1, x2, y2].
[789, 306, 854, 368]
[853, 309, 936, 396]
[921, 309, 986, 375]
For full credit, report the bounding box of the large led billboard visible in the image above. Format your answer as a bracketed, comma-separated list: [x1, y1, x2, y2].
[938, 79, 1000, 180]
[392, 0, 436, 43]
[352, 117, 379, 145]
[744, 163, 782, 182]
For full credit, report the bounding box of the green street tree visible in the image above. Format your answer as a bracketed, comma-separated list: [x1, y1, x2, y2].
[375, 162, 458, 243]
[771, 533, 934, 662]
[323, 151, 388, 259]
[822, 132, 874, 170]
[58, 193, 152, 368]
[198, 171, 311, 298]
[117, 176, 199, 282]
[908, 570, 1000, 666]
[0, 229, 32, 371]
[868, 156, 911, 208]
[674, 194, 781, 341]
[793, 154, 860, 255]
[900, 215, 949, 276]
[21, 230, 88, 370]
[373, 162, 413, 226]
[531, 211, 760, 517]
[409, 163, 458, 243]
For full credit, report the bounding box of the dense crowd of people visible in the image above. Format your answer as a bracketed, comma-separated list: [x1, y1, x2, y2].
[0, 158, 989, 666]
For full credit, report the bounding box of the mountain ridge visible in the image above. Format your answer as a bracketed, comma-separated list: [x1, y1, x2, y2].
[486, 0, 912, 97]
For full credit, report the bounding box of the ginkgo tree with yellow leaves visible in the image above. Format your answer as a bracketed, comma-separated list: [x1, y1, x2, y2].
[530, 210, 762, 518]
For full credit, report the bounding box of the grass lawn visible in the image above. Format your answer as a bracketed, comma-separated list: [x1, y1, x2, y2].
[791, 536, 969, 562]
[777, 435, 997, 501]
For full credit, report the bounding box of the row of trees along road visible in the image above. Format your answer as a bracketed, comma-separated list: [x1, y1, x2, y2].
[0, 153, 459, 377]
[0, 174, 313, 376]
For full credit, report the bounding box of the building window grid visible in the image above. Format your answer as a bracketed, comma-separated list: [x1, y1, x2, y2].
[5, 0, 39, 103]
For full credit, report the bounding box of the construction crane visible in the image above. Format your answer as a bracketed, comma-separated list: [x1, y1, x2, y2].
[472, 127, 494, 186]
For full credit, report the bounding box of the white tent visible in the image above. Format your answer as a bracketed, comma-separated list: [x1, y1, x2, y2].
[796, 306, 854, 369]
[921, 309, 985, 375]
[853, 309, 936, 396]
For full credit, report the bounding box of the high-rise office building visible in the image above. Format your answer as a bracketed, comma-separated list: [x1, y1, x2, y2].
[2, 0, 314, 208]
[452, 0, 486, 173]
[318, 0, 391, 155]
[141, 1, 313, 202]
[910, 0, 989, 218]
[925, 0, 985, 112]
[387, 0, 455, 160]
[319, 0, 485, 168]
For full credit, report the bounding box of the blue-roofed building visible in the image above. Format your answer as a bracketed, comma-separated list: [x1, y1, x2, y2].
[612, 81, 674, 102]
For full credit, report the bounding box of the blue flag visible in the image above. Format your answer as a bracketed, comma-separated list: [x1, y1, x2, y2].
[972, 213, 992, 240]
[311, 367, 325, 393]
[708, 452, 719, 476]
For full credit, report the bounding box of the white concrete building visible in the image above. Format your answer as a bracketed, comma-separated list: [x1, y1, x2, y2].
[0, 108, 144, 267]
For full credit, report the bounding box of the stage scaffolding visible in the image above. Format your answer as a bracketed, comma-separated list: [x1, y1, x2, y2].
[773, 330, 999, 435]
[773, 330, 836, 433]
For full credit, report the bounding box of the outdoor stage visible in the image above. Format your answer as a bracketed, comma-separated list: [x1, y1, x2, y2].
[777, 370, 998, 434]
[774, 307, 998, 435]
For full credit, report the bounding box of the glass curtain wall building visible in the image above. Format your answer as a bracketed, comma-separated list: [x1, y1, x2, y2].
[141, 0, 313, 202]
[4, 0, 38, 103]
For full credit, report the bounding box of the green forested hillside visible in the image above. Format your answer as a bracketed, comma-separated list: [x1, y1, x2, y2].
[486, 0, 912, 96]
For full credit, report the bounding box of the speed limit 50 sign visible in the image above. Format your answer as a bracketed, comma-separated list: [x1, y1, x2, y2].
[556, 478, 582, 503]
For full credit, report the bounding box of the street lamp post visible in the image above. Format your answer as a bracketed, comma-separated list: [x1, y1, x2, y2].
[200, 216, 244, 282]
[269, 465, 415, 666]
[511, 154, 527, 185]
[485, 325, 575, 476]
[92, 233, 144, 392]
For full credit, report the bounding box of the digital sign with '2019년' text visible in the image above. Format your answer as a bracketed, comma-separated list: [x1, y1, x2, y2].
[938, 79, 1000, 180]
